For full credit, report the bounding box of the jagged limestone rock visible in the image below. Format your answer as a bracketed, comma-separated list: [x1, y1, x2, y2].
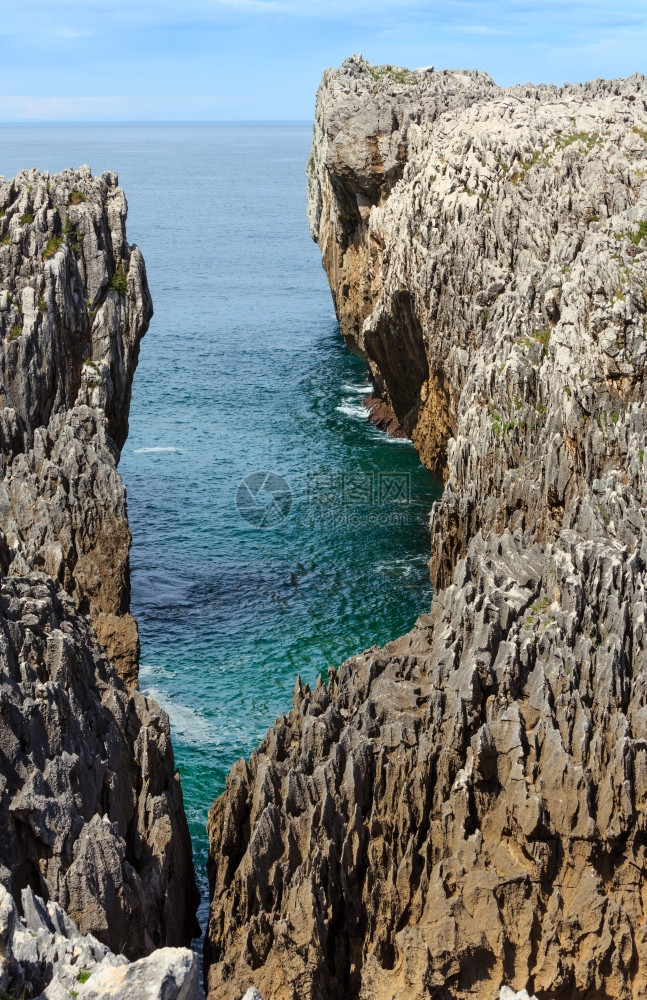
[306, 54, 497, 356]
[205, 59, 647, 1000]
[0, 168, 199, 955]
[0, 884, 203, 1000]
[0, 166, 151, 681]
[0, 405, 138, 684]
[0, 573, 198, 956]
[0, 165, 150, 455]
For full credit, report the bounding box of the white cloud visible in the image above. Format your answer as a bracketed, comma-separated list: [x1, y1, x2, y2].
[0, 93, 265, 121]
[0, 0, 447, 29]
[454, 25, 508, 35]
[54, 27, 94, 38]
[1, 0, 644, 35]
[0, 96, 129, 120]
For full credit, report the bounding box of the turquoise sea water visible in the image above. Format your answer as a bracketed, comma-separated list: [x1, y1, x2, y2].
[0, 124, 441, 939]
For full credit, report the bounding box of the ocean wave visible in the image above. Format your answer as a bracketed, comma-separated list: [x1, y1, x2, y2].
[365, 425, 412, 445]
[139, 672, 216, 744]
[139, 662, 178, 682]
[133, 446, 181, 453]
[374, 556, 428, 579]
[341, 383, 370, 394]
[336, 401, 368, 420]
[378, 435, 412, 445]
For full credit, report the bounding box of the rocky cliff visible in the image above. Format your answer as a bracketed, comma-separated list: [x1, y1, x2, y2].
[0, 167, 199, 957]
[205, 59, 647, 1000]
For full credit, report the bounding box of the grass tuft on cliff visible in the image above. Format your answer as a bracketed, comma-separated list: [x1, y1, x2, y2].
[63, 218, 83, 253]
[368, 64, 417, 85]
[109, 265, 128, 296]
[43, 234, 63, 260]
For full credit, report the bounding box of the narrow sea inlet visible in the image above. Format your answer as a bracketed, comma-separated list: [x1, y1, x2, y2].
[0, 122, 441, 939]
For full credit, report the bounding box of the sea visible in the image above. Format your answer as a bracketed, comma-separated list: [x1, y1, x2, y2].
[0, 122, 442, 942]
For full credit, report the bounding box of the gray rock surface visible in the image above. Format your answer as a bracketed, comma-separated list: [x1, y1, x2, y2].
[0, 542, 199, 958]
[205, 59, 647, 1000]
[0, 168, 199, 957]
[0, 165, 150, 456]
[0, 883, 203, 1000]
[0, 405, 138, 683]
[0, 166, 150, 683]
[306, 54, 496, 355]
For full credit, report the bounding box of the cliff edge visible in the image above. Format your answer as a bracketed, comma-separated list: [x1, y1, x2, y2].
[205, 59, 647, 1000]
[0, 167, 199, 957]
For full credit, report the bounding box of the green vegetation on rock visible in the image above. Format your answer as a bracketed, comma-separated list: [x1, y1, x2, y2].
[43, 234, 63, 260]
[109, 265, 128, 295]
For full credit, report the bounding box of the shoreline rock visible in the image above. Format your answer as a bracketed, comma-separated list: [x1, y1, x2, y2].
[204, 58, 647, 1000]
[363, 391, 408, 438]
[0, 168, 199, 958]
[0, 165, 150, 683]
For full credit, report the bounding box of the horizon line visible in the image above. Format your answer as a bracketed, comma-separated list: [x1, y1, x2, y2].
[0, 118, 315, 125]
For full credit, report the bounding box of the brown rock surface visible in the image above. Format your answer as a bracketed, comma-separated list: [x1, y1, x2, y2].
[205, 59, 647, 1000]
[363, 393, 407, 438]
[0, 168, 199, 955]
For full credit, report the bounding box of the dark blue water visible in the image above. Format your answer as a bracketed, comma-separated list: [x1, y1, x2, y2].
[0, 123, 441, 939]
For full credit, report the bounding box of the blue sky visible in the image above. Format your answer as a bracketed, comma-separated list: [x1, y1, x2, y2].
[0, 0, 645, 120]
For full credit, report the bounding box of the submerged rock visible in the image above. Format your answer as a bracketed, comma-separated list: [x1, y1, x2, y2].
[205, 58, 647, 1000]
[0, 168, 199, 956]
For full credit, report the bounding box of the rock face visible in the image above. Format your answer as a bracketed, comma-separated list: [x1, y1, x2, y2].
[205, 59, 647, 1000]
[0, 884, 203, 1000]
[0, 168, 199, 957]
[306, 56, 497, 361]
[0, 165, 151, 684]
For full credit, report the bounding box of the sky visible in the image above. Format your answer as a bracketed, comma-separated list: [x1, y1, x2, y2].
[0, 0, 645, 121]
